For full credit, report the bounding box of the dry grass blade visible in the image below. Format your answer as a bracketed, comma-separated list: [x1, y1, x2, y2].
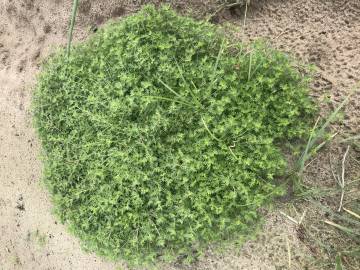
[207, 0, 250, 21]
[280, 211, 299, 225]
[341, 134, 360, 143]
[243, 0, 249, 29]
[343, 208, 360, 220]
[338, 145, 350, 212]
[286, 235, 291, 269]
[299, 210, 307, 225]
[323, 220, 358, 235]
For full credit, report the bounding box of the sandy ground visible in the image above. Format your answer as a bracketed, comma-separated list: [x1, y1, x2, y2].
[0, 0, 359, 269]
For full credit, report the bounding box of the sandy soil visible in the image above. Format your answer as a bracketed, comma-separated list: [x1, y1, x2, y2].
[0, 0, 359, 269]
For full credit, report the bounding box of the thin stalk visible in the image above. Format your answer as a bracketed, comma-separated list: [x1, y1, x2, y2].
[298, 117, 319, 174]
[286, 235, 291, 269]
[243, 0, 249, 29]
[174, 61, 202, 108]
[142, 95, 196, 108]
[338, 145, 350, 212]
[66, 0, 79, 58]
[201, 116, 221, 142]
[214, 38, 225, 75]
[207, 39, 225, 94]
[247, 51, 252, 81]
[158, 79, 183, 99]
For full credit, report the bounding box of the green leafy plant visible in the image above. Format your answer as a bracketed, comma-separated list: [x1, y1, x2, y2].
[33, 5, 315, 265]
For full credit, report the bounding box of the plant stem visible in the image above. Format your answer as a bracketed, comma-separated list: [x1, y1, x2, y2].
[66, 0, 79, 58]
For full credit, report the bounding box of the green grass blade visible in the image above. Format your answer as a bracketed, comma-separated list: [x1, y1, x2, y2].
[207, 38, 225, 93]
[298, 117, 319, 174]
[298, 93, 352, 174]
[309, 94, 350, 150]
[247, 52, 253, 81]
[174, 61, 202, 108]
[335, 254, 343, 270]
[142, 95, 196, 108]
[201, 116, 221, 142]
[158, 79, 183, 99]
[324, 220, 360, 236]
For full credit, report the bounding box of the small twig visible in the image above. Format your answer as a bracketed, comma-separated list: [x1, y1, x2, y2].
[207, 1, 248, 22]
[280, 211, 298, 225]
[338, 146, 350, 212]
[338, 191, 345, 213]
[304, 156, 319, 169]
[227, 1, 247, 8]
[273, 28, 291, 40]
[280, 209, 307, 226]
[341, 146, 350, 186]
[243, 1, 249, 29]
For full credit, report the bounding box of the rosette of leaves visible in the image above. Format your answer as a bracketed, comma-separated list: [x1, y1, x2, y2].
[33, 5, 315, 265]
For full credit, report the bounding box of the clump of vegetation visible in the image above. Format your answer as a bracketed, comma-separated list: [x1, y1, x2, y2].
[33, 5, 315, 265]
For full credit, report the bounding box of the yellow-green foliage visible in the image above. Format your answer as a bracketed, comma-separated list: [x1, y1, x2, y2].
[33, 5, 315, 265]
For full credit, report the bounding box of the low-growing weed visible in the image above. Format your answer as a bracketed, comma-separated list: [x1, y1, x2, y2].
[33, 5, 315, 266]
